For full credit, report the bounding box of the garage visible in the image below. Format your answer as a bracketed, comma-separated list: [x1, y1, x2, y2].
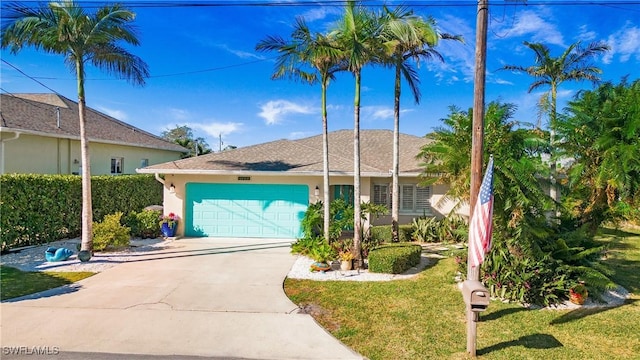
[185, 183, 309, 238]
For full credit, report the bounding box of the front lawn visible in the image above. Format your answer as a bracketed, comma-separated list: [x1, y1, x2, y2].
[0, 265, 95, 301]
[284, 228, 640, 359]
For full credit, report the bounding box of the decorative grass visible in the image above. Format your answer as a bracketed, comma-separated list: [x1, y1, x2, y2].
[1, 265, 95, 301]
[284, 228, 640, 360]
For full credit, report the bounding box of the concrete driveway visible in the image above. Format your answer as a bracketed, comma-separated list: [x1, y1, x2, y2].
[1, 238, 363, 360]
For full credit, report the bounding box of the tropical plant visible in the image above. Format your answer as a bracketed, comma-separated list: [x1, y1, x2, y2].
[331, 0, 381, 268]
[555, 78, 640, 232]
[161, 125, 211, 158]
[257, 17, 343, 244]
[378, 5, 462, 242]
[419, 101, 578, 305]
[93, 212, 130, 251]
[501, 40, 610, 207]
[1, 0, 149, 257]
[125, 209, 162, 239]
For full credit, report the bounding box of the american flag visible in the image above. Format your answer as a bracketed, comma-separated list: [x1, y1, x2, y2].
[469, 156, 494, 268]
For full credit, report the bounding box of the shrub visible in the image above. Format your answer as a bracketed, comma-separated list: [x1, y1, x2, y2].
[0, 174, 162, 250]
[309, 242, 337, 263]
[411, 215, 468, 243]
[93, 212, 130, 251]
[368, 243, 422, 274]
[291, 236, 323, 256]
[125, 209, 161, 239]
[369, 224, 412, 243]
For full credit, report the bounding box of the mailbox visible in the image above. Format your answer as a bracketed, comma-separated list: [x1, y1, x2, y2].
[462, 280, 490, 312]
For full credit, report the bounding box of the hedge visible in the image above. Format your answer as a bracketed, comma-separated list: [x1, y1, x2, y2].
[0, 174, 162, 250]
[367, 243, 422, 274]
[369, 224, 413, 243]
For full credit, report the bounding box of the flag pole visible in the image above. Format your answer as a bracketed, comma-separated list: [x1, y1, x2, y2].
[468, 0, 489, 356]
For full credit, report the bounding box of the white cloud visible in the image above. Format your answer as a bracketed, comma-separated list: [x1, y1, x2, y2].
[97, 106, 127, 120]
[494, 78, 514, 85]
[288, 131, 313, 139]
[362, 106, 413, 121]
[497, 9, 564, 46]
[258, 100, 315, 125]
[216, 44, 264, 60]
[168, 108, 190, 122]
[300, 7, 340, 22]
[430, 14, 475, 83]
[603, 22, 640, 64]
[190, 122, 243, 137]
[364, 106, 393, 120]
[577, 25, 597, 42]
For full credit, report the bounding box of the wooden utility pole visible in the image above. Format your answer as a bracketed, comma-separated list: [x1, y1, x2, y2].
[467, 0, 489, 356]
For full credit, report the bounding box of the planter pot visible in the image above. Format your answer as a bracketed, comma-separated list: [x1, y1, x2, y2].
[310, 262, 331, 272]
[161, 223, 177, 237]
[78, 250, 92, 262]
[569, 293, 586, 305]
[340, 260, 352, 271]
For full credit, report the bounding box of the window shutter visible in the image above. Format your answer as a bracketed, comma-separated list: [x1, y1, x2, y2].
[401, 185, 414, 210]
[416, 186, 431, 213]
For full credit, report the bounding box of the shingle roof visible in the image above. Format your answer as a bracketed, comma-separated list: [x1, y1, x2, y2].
[139, 129, 430, 176]
[0, 93, 186, 152]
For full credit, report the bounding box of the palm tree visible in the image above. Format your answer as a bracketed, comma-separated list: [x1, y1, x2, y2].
[331, 1, 380, 268]
[2, 1, 149, 257]
[256, 17, 343, 243]
[556, 78, 640, 233]
[379, 6, 462, 242]
[501, 41, 609, 206]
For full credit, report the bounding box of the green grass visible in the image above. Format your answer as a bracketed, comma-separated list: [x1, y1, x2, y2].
[284, 229, 640, 360]
[1, 265, 95, 301]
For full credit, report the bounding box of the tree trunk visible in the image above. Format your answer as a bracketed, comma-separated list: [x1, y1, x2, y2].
[77, 60, 93, 253]
[353, 70, 362, 268]
[391, 64, 402, 242]
[321, 80, 331, 243]
[550, 82, 559, 218]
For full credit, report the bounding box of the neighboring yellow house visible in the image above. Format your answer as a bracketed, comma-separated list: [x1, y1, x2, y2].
[0, 93, 186, 175]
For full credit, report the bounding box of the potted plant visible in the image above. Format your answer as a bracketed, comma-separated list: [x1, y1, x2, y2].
[159, 212, 179, 238]
[339, 251, 354, 271]
[309, 243, 335, 272]
[569, 283, 588, 305]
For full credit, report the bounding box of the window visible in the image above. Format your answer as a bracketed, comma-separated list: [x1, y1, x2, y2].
[373, 184, 390, 209]
[400, 184, 431, 214]
[140, 159, 149, 168]
[332, 185, 354, 204]
[111, 157, 124, 174]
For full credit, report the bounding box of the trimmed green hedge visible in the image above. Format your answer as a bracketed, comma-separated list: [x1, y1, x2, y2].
[368, 243, 422, 274]
[0, 174, 162, 250]
[369, 224, 413, 243]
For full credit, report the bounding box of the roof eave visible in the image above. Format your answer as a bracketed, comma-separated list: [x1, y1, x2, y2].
[0, 126, 186, 152]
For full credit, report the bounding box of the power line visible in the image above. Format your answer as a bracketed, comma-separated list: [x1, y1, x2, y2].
[3, 1, 640, 9]
[1, 59, 64, 96]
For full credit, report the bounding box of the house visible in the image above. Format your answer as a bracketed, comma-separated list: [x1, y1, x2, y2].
[138, 129, 457, 239]
[0, 93, 186, 175]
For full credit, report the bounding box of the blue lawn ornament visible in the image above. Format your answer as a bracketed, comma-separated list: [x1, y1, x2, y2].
[45, 247, 74, 262]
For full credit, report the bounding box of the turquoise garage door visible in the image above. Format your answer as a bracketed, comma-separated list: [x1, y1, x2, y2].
[185, 183, 308, 238]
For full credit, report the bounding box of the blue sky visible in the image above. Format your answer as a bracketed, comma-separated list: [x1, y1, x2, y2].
[1, 1, 639, 149]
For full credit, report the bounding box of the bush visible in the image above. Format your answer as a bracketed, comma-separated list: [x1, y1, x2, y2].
[93, 212, 130, 251]
[369, 224, 413, 243]
[368, 243, 422, 274]
[412, 215, 468, 243]
[291, 236, 324, 256]
[0, 174, 162, 250]
[125, 209, 162, 238]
